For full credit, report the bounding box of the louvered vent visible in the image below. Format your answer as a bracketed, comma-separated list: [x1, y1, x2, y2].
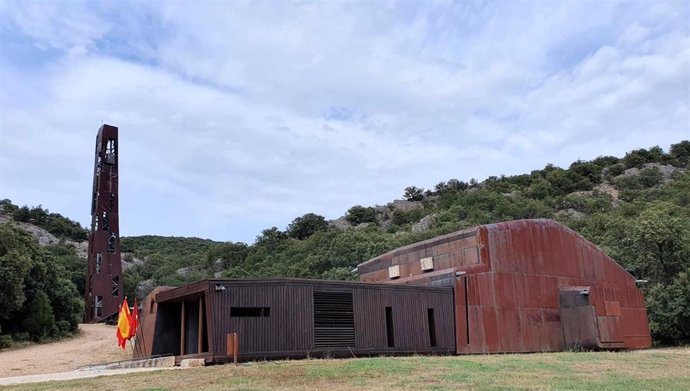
[313, 290, 355, 347]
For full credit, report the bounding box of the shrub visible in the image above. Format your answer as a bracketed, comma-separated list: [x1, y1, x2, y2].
[287, 213, 328, 240]
[606, 163, 626, 178]
[22, 292, 55, 341]
[639, 167, 663, 188]
[0, 335, 12, 349]
[613, 175, 642, 191]
[345, 205, 377, 225]
[403, 186, 425, 201]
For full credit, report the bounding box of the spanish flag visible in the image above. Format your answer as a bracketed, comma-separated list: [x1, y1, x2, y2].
[116, 298, 131, 349]
[128, 298, 139, 339]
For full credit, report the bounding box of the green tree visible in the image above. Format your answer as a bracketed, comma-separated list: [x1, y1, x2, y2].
[403, 186, 425, 201]
[645, 269, 690, 345]
[570, 161, 602, 185]
[21, 291, 55, 341]
[639, 167, 663, 188]
[622, 202, 689, 282]
[286, 213, 328, 240]
[255, 227, 288, 248]
[0, 249, 32, 319]
[0, 224, 83, 340]
[527, 178, 551, 200]
[670, 140, 690, 168]
[345, 205, 377, 225]
[605, 163, 625, 178]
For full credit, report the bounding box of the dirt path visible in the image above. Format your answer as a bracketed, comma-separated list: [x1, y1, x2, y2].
[0, 323, 132, 377]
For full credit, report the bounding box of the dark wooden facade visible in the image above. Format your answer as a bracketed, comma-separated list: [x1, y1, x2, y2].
[134, 279, 455, 363]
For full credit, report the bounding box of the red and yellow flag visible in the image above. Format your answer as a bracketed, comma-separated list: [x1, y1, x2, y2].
[115, 298, 131, 349]
[128, 298, 139, 340]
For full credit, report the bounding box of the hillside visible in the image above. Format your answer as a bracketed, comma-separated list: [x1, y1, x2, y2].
[1, 141, 689, 346]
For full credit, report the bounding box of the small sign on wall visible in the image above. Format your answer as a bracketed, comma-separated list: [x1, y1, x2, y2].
[388, 265, 400, 279]
[420, 257, 434, 271]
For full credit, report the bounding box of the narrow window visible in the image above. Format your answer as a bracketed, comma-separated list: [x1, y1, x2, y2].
[95, 253, 102, 273]
[94, 296, 103, 318]
[230, 307, 270, 317]
[108, 233, 116, 253]
[105, 139, 116, 164]
[385, 306, 395, 348]
[427, 308, 437, 347]
[112, 275, 119, 297]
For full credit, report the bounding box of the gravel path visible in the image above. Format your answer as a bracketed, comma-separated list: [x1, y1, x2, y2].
[0, 367, 179, 386]
[0, 323, 132, 378]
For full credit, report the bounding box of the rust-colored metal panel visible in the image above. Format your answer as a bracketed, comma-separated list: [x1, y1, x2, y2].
[489, 229, 513, 273]
[541, 276, 559, 309]
[496, 307, 522, 352]
[518, 274, 542, 308]
[605, 301, 622, 317]
[468, 306, 485, 353]
[521, 308, 544, 352]
[493, 273, 518, 309]
[482, 307, 500, 352]
[543, 309, 564, 350]
[455, 276, 469, 353]
[477, 273, 496, 308]
[598, 316, 623, 343]
[466, 274, 482, 307]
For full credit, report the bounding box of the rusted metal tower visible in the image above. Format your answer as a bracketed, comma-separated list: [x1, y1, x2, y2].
[85, 124, 123, 323]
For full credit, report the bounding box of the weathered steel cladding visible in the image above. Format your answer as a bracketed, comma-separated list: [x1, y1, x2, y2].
[359, 228, 485, 283]
[358, 219, 652, 353]
[139, 279, 455, 362]
[85, 124, 123, 323]
[482, 220, 651, 350]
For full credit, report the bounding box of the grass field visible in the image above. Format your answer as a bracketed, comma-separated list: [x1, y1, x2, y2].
[4, 348, 689, 391]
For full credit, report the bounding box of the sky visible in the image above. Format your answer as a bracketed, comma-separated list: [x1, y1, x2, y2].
[0, 0, 688, 244]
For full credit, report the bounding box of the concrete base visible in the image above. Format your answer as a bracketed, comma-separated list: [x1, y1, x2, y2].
[179, 359, 205, 368]
[82, 356, 176, 371]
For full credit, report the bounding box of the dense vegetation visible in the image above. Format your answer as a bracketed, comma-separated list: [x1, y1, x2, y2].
[0, 200, 88, 242]
[0, 141, 688, 347]
[0, 225, 84, 347]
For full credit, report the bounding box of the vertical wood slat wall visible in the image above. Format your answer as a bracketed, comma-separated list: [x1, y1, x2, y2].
[195, 279, 455, 360]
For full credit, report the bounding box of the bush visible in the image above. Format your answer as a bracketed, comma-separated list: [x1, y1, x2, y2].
[613, 175, 642, 191]
[606, 163, 625, 178]
[0, 335, 12, 349]
[560, 193, 613, 214]
[391, 208, 426, 226]
[345, 205, 377, 225]
[22, 292, 55, 341]
[670, 140, 690, 168]
[403, 186, 425, 201]
[639, 167, 663, 188]
[646, 269, 690, 345]
[286, 213, 328, 240]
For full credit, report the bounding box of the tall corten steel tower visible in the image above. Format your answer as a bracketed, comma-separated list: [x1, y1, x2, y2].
[85, 124, 123, 323]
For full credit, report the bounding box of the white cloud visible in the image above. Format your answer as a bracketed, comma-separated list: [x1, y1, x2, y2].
[0, 0, 688, 242]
